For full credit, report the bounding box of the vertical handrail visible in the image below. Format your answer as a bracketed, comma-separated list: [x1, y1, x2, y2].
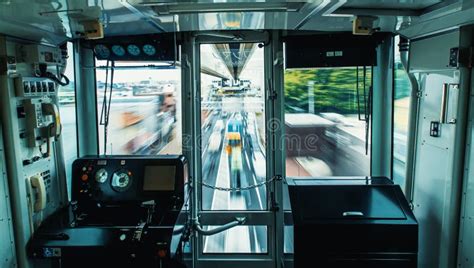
[440, 83, 449, 124]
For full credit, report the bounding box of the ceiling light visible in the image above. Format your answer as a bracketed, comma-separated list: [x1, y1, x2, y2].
[142, 2, 304, 15]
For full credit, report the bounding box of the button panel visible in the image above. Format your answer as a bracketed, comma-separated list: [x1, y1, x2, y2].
[15, 77, 57, 97]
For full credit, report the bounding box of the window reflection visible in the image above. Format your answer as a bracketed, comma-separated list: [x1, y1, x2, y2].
[393, 35, 412, 190]
[58, 42, 77, 200]
[203, 225, 268, 254]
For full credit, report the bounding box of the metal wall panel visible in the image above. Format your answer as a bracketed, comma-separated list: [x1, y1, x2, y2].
[410, 31, 460, 72]
[413, 70, 460, 268]
[457, 72, 474, 268]
[0, 125, 17, 267]
[410, 28, 471, 268]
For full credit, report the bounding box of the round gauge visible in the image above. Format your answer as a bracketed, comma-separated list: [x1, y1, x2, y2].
[94, 44, 110, 59]
[111, 45, 126, 57]
[127, 44, 141, 56]
[111, 170, 132, 192]
[142, 44, 156, 56]
[95, 168, 108, 183]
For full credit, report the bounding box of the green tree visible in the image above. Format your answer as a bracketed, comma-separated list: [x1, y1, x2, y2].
[284, 67, 372, 115]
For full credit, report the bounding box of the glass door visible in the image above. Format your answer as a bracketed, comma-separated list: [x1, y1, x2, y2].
[194, 36, 276, 267]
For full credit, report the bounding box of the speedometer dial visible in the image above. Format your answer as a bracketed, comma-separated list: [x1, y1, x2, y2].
[111, 170, 132, 192]
[111, 45, 126, 57]
[94, 44, 110, 59]
[127, 44, 141, 56]
[142, 44, 156, 56]
[95, 168, 108, 183]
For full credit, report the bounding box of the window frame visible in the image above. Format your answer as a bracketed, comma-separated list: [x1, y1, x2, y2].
[189, 31, 278, 268]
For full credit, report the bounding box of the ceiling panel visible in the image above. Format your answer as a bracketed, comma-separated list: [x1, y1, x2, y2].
[343, 0, 442, 10]
[0, 0, 465, 44]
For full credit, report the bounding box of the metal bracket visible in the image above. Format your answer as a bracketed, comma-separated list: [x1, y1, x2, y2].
[270, 192, 279, 212]
[449, 46, 474, 68]
[193, 217, 246, 236]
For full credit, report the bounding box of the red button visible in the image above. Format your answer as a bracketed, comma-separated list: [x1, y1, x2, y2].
[81, 174, 88, 181]
[158, 249, 167, 258]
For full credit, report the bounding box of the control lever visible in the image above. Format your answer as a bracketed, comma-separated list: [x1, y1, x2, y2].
[141, 200, 156, 224]
[132, 222, 147, 243]
[131, 200, 156, 243]
[69, 200, 78, 227]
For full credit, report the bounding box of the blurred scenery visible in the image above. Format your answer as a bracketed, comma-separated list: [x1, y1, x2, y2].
[283, 67, 372, 178]
[95, 63, 182, 156]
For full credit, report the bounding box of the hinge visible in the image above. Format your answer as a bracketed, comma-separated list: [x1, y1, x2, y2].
[267, 79, 277, 100]
[416, 90, 423, 99]
[269, 91, 277, 100]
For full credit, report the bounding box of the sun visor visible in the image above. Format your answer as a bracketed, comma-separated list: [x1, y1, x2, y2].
[284, 33, 387, 68]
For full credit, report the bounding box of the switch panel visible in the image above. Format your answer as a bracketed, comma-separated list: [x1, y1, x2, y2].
[14, 77, 56, 97]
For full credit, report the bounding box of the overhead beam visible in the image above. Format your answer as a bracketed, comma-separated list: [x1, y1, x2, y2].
[175, 61, 229, 79]
[333, 7, 420, 16]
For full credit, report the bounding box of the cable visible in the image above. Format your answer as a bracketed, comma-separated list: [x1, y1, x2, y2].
[106, 61, 115, 127]
[45, 72, 70, 86]
[99, 60, 110, 126]
[103, 61, 115, 155]
[99, 60, 110, 154]
[37, 63, 70, 86]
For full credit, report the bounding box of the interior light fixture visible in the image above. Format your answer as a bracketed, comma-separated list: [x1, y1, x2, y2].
[141, 2, 304, 15]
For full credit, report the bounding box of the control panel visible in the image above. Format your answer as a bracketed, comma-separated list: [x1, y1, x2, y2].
[14, 77, 57, 97]
[1, 39, 67, 239]
[72, 155, 187, 209]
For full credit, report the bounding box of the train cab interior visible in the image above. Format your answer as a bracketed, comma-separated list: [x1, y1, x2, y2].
[0, 0, 474, 267]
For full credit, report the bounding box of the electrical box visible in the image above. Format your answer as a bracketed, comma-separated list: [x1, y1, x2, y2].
[23, 98, 55, 148]
[16, 44, 63, 65]
[352, 16, 378, 35]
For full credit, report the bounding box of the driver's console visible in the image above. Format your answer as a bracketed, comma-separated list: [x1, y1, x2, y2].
[28, 155, 189, 268]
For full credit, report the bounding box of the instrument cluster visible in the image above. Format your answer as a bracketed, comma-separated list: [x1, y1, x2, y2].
[71, 156, 186, 205]
[91, 34, 176, 61]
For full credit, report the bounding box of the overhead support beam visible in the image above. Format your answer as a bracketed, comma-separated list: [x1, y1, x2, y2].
[294, 0, 331, 30]
[333, 1, 464, 20]
[333, 8, 420, 17]
[213, 43, 256, 80]
[120, 0, 166, 32]
[175, 62, 229, 80]
[145, 2, 304, 15]
[200, 66, 229, 80]
[294, 0, 346, 30]
[421, 0, 462, 15]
